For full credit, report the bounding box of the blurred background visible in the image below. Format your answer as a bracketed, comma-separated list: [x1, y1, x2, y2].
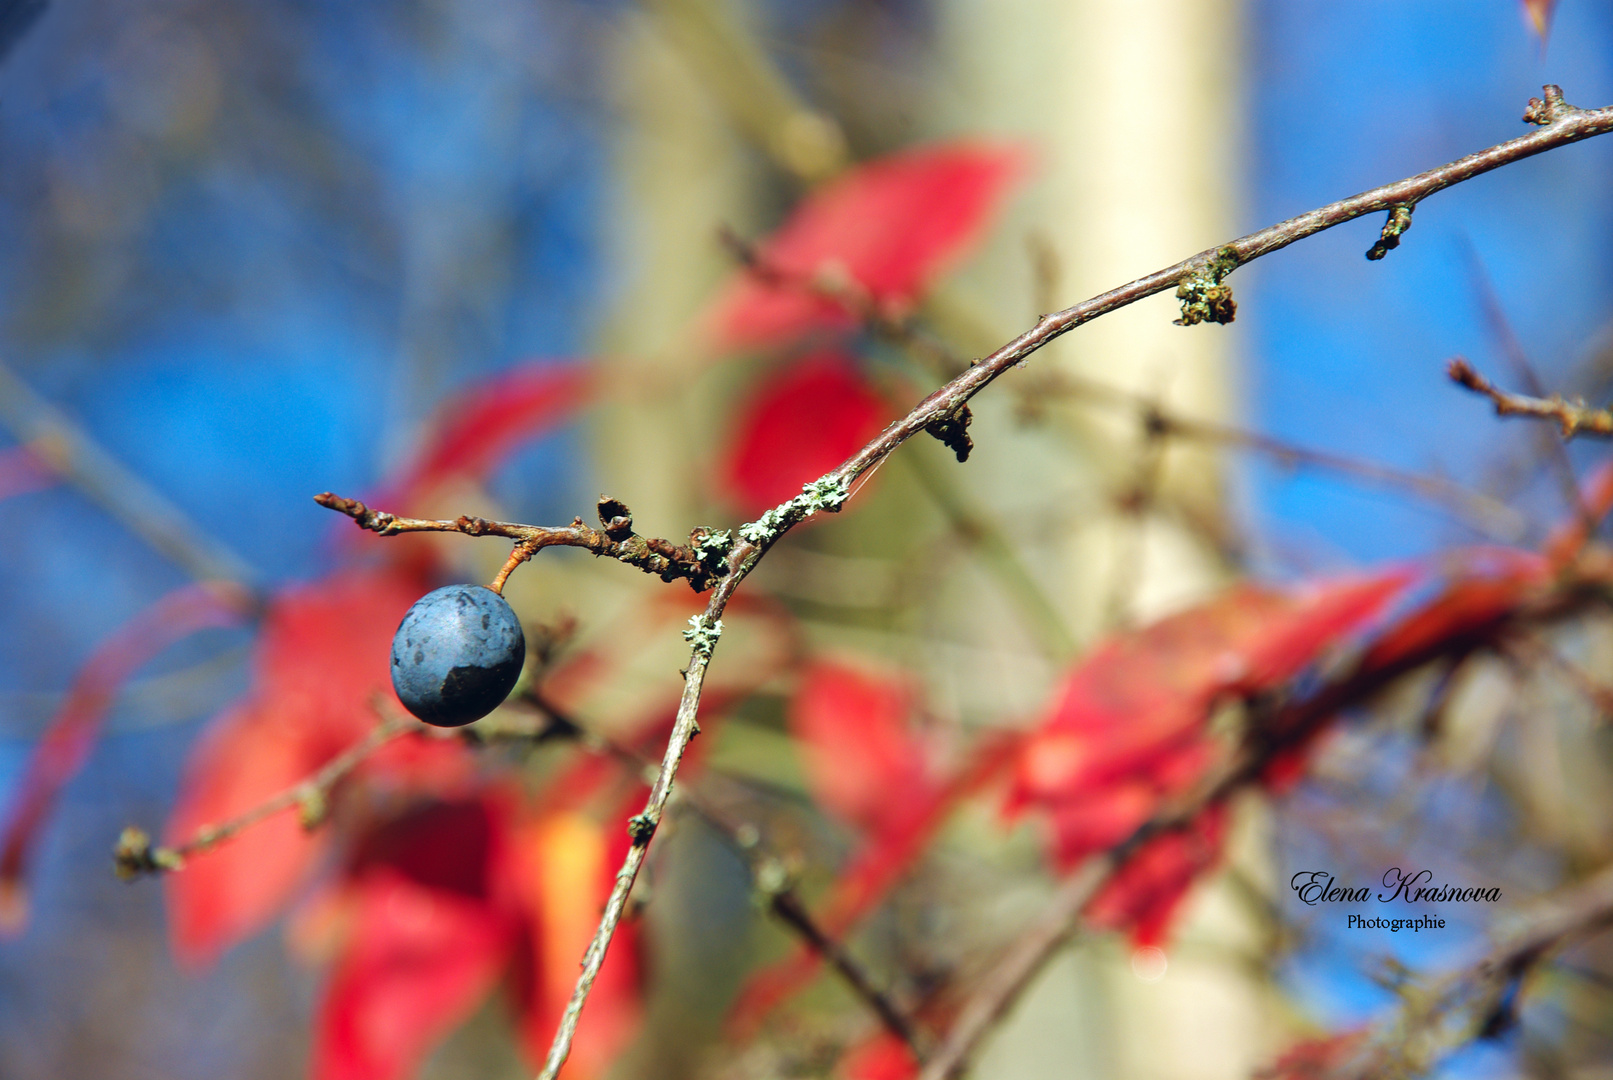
[1, 1, 1611, 1079]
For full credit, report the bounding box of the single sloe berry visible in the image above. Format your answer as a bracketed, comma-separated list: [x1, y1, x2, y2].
[391, 584, 526, 727]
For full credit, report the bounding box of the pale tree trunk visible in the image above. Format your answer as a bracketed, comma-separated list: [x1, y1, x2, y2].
[597, 2, 1283, 1078]
[934, 3, 1282, 1080]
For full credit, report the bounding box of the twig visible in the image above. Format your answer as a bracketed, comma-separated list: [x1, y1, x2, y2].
[0, 360, 258, 585]
[380, 86, 1613, 1080]
[1027, 369, 1528, 541]
[894, 450, 1077, 659]
[315, 492, 732, 595]
[114, 710, 415, 879]
[519, 689, 925, 1051]
[1448, 357, 1613, 440]
[1459, 243, 1593, 527]
[916, 558, 1610, 1080]
[768, 888, 926, 1051]
[1500, 633, 1613, 722]
[642, 0, 846, 181]
[1324, 858, 1613, 1079]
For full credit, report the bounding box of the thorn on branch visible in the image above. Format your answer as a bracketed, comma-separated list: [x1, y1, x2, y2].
[924, 403, 974, 462]
[1524, 84, 1579, 126]
[1366, 204, 1415, 261]
[1448, 357, 1613, 439]
[1174, 246, 1240, 326]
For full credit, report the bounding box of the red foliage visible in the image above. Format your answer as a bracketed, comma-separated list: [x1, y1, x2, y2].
[0, 443, 55, 504]
[729, 660, 1017, 1036]
[1255, 1030, 1369, 1080]
[166, 568, 473, 966]
[722, 352, 891, 515]
[312, 784, 645, 1080]
[1085, 805, 1229, 946]
[790, 661, 924, 833]
[510, 802, 644, 1080]
[839, 1031, 919, 1080]
[313, 800, 516, 1080]
[1358, 549, 1548, 675]
[706, 142, 1028, 350]
[385, 360, 592, 507]
[0, 581, 253, 930]
[1010, 571, 1411, 940]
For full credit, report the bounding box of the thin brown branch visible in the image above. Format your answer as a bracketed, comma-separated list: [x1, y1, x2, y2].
[642, 0, 847, 182]
[1459, 242, 1593, 527]
[515, 688, 924, 1050]
[1324, 858, 1613, 1080]
[0, 360, 258, 585]
[315, 492, 731, 594]
[520, 684, 928, 1058]
[767, 889, 926, 1052]
[1500, 632, 1613, 721]
[1449, 357, 1613, 439]
[113, 709, 416, 879]
[1026, 368, 1529, 541]
[390, 85, 1613, 1080]
[917, 561, 1613, 1080]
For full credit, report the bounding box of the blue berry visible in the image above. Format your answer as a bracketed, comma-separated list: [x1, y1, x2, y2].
[390, 584, 526, 727]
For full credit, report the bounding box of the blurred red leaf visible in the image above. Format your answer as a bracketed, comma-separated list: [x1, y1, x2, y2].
[0, 580, 253, 932]
[839, 1031, 918, 1080]
[706, 141, 1028, 350]
[377, 360, 592, 509]
[1358, 550, 1548, 675]
[167, 568, 472, 966]
[1255, 1030, 1369, 1080]
[310, 783, 644, 1080]
[729, 662, 1016, 1037]
[723, 352, 891, 515]
[1015, 572, 1411, 818]
[1007, 571, 1410, 944]
[790, 660, 925, 832]
[1085, 804, 1228, 946]
[0, 443, 55, 504]
[511, 804, 643, 1080]
[312, 869, 509, 1080]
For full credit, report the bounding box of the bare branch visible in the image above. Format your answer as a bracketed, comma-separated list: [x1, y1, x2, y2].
[1019, 368, 1528, 540]
[314, 492, 732, 594]
[0, 360, 258, 585]
[113, 708, 417, 879]
[1326, 859, 1613, 1080]
[916, 559, 1613, 1080]
[1448, 357, 1613, 439]
[421, 85, 1613, 1080]
[1459, 243, 1592, 527]
[515, 689, 925, 1051]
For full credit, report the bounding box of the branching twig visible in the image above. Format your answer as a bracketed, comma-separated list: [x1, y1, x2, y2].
[326, 86, 1613, 1080]
[315, 492, 733, 595]
[916, 560, 1611, 1080]
[1024, 368, 1528, 540]
[517, 690, 925, 1051]
[113, 709, 416, 879]
[1459, 243, 1592, 526]
[1448, 357, 1613, 439]
[0, 360, 258, 585]
[1323, 858, 1613, 1079]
